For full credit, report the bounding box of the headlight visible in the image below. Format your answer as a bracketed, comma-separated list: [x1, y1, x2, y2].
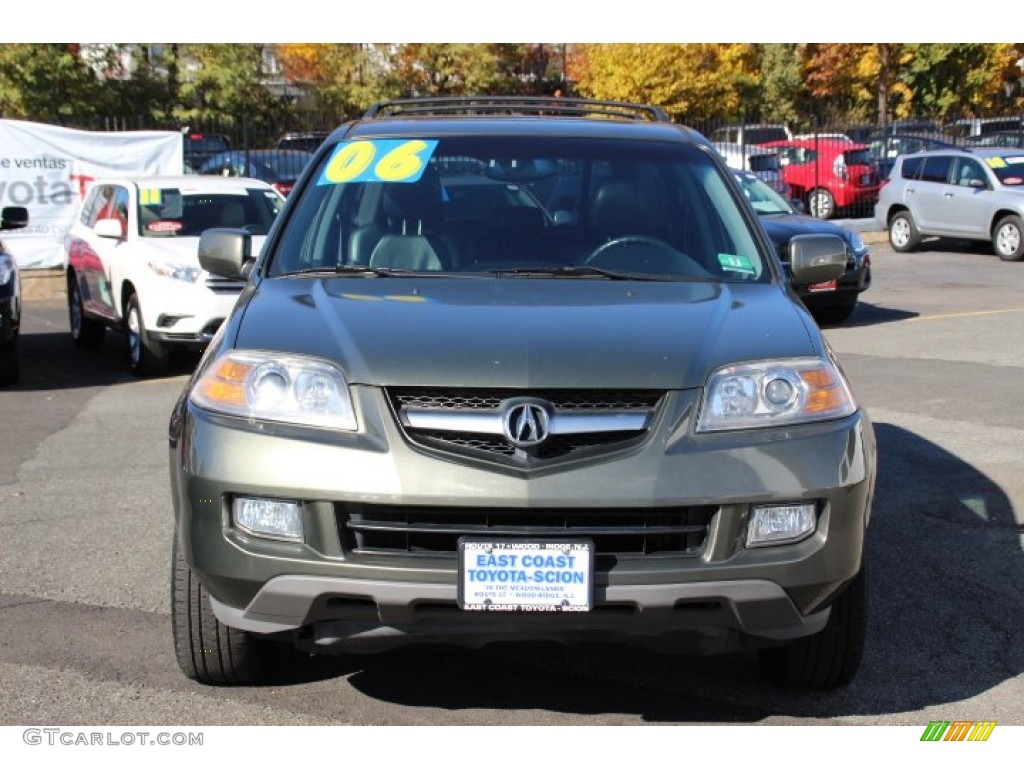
[191, 351, 358, 431]
[697, 357, 856, 432]
[0, 254, 14, 286]
[148, 259, 202, 283]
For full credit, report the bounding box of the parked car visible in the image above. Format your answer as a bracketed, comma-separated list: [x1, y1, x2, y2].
[170, 96, 876, 690]
[709, 122, 792, 146]
[197, 149, 312, 196]
[963, 131, 1024, 149]
[276, 131, 329, 153]
[876, 147, 1024, 261]
[762, 138, 880, 219]
[867, 131, 960, 181]
[182, 132, 231, 172]
[735, 170, 870, 324]
[945, 117, 1024, 139]
[0, 206, 29, 385]
[714, 142, 791, 197]
[63, 176, 286, 376]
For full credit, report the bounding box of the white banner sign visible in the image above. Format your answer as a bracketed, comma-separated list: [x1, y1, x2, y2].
[0, 119, 183, 269]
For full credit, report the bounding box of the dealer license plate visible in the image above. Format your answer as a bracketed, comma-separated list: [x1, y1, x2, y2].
[808, 279, 838, 292]
[458, 539, 593, 612]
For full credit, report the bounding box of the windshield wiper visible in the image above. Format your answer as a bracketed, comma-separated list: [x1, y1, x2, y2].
[280, 264, 408, 278]
[488, 265, 682, 282]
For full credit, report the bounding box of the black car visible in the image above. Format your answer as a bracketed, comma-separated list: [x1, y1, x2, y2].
[197, 149, 312, 196]
[735, 170, 870, 323]
[0, 206, 29, 385]
[183, 132, 231, 172]
[276, 131, 329, 153]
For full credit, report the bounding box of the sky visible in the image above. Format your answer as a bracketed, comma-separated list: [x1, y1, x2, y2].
[10, 1, 1020, 44]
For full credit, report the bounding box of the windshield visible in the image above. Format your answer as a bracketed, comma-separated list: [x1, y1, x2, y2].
[985, 155, 1024, 186]
[733, 172, 792, 215]
[137, 187, 285, 237]
[269, 136, 768, 282]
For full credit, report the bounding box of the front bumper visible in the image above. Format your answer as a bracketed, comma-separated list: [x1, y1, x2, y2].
[171, 387, 875, 653]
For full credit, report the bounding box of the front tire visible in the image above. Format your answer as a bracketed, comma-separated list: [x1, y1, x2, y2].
[888, 211, 920, 253]
[171, 536, 267, 685]
[758, 565, 868, 690]
[992, 215, 1024, 261]
[0, 334, 19, 386]
[812, 296, 858, 325]
[125, 292, 167, 377]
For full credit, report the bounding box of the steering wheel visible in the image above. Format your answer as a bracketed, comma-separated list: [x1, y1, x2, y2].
[583, 235, 678, 266]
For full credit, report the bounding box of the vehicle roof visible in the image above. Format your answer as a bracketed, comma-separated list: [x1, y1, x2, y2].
[903, 146, 1022, 158]
[713, 142, 777, 155]
[762, 138, 868, 150]
[318, 97, 706, 148]
[327, 116, 704, 146]
[86, 175, 276, 190]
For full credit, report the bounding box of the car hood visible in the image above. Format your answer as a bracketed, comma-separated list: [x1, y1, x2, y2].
[136, 235, 267, 266]
[757, 214, 853, 249]
[232, 278, 818, 390]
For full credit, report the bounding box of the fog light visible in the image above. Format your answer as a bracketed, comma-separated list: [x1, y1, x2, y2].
[747, 503, 816, 547]
[232, 497, 303, 541]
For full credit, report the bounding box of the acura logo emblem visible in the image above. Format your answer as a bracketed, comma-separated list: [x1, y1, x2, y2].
[502, 399, 551, 447]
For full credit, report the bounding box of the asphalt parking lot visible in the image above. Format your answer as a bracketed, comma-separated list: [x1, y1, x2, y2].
[0, 237, 1021, 727]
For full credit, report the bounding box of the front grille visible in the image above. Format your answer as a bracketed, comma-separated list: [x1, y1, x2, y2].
[204, 275, 245, 294]
[391, 389, 662, 412]
[339, 503, 717, 558]
[387, 387, 662, 466]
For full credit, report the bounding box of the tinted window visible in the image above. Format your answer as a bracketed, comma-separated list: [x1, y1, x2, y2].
[901, 156, 924, 179]
[744, 127, 788, 145]
[748, 154, 781, 172]
[270, 136, 767, 282]
[842, 149, 871, 166]
[920, 156, 953, 184]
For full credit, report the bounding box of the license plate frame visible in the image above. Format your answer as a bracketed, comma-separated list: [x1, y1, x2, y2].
[457, 538, 594, 612]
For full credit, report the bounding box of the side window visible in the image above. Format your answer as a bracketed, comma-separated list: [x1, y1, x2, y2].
[80, 187, 104, 226]
[920, 156, 953, 184]
[953, 158, 987, 187]
[901, 156, 924, 179]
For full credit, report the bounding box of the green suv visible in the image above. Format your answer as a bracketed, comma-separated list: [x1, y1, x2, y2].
[170, 97, 876, 689]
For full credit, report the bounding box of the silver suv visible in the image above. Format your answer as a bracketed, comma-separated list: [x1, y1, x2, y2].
[875, 147, 1024, 260]
[170, 97, 875, 690]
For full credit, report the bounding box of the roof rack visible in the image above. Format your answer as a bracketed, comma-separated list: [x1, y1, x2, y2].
[363, 96, 671, 123]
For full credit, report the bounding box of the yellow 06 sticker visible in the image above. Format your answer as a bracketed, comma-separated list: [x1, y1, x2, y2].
[318, 139, 439, 185]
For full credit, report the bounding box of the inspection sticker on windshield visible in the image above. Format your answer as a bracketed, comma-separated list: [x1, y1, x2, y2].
[318, 139, 440, 185]
[458, 539, 593, 612]
[718, 253, 756, 275]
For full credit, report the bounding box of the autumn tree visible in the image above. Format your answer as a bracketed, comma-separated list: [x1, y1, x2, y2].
[573, 44, 760, 123]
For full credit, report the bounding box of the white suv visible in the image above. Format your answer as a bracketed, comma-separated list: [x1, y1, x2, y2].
[875, 147, 1024, 261]
[64, 176, 285, 375]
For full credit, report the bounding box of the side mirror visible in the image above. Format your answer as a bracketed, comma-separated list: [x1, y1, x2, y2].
[198, 228, 253, 280]
[1, 206, 29, 231]
[94, 218, 124, 239]
[789, 198, 805, 214]
[789, 234, 847, 286]
[968, 178, 987, 189]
